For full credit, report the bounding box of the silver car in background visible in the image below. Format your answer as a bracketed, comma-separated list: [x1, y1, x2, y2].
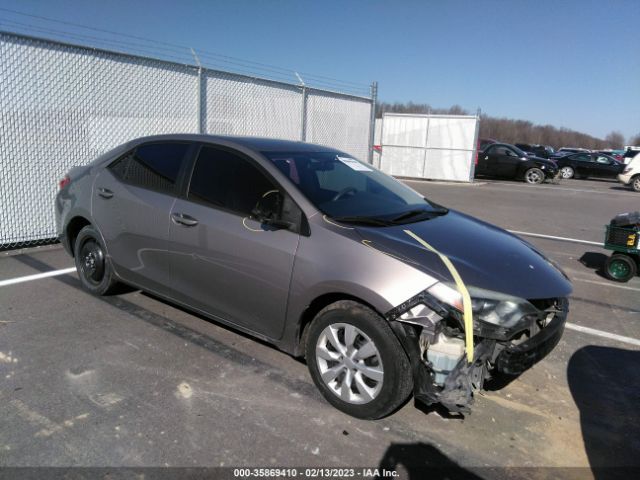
[56, 135, 572, 419]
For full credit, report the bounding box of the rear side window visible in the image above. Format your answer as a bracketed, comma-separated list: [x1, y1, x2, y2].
[571, 154, 591, 162]
[188, 147, 275, 216]
[108, 142, 190, 194]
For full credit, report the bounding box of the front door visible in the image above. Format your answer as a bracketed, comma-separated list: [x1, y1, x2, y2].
[167, 145, 300, 339]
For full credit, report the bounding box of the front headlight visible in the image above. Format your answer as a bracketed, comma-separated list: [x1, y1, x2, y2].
[423, 282, 539, 330]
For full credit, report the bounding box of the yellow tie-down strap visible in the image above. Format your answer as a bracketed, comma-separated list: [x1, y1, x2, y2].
[404, 230, 474, 363]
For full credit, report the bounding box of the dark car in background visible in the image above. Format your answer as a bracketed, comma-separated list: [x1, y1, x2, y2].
[475, 143, 559, 184]
[554, 152, 625, 179]
[515, 144, 555, 159]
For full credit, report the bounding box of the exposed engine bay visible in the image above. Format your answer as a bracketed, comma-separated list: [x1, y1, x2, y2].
[386, 288, 569, 413]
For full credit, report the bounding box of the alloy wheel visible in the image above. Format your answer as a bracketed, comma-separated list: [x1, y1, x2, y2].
[633, 177, 640, 192]
[525, 169, 544, 184]
[315, 323, 384, 404]
[560, 167, 574, 179]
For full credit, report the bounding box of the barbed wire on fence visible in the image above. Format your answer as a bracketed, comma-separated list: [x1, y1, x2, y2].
[0, 6, 372, 97]
[0, 27, 374, 248]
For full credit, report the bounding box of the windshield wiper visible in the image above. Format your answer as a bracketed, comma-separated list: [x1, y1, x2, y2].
[332, 216, 394, 227]
[391, 208, 448, 223]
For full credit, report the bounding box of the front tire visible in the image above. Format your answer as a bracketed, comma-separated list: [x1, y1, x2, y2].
[524, 167, 544, 184]
[632, 176, 640, 192]
[306, 300, 413, 419]
[560, 166, 574, 179]
[604, 254, 637, 283]
[74, 225, 120, 295]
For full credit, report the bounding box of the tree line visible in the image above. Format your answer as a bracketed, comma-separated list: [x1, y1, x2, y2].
[376, 102, 640, 150]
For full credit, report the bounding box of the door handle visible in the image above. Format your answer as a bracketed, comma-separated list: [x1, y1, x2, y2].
[97, 187, 114, 199]
[171, 213, 199, 227]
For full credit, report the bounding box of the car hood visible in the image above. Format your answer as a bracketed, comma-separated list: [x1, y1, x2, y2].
[354, 210, 572, 300]
[529, 155, 557, 166]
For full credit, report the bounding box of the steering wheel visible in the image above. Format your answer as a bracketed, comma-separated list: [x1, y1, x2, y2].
[332, 187, 358, 202]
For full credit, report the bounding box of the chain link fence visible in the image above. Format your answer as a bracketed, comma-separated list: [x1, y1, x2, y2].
[0, 31, 374, 248]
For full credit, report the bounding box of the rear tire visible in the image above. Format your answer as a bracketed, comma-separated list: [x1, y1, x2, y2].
[306, 300, 413, 419]
[604, 254, 637, 283]
[74, 225, 120, 295]
[524, 167, 544, 184]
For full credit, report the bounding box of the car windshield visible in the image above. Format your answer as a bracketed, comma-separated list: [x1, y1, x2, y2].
[510, 145, 527, 157]
[263, 151, 446, 224]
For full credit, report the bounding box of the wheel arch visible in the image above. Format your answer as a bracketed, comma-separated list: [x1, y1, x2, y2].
[65, 215, 92, 256]
[293, 292, 387, 358]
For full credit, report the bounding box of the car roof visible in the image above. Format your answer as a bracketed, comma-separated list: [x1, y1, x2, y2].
[125, 134, 338, 154]
[487, 143, 518, 148]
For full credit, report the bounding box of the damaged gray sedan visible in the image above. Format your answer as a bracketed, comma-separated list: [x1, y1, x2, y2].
[56, 135, 572, 419]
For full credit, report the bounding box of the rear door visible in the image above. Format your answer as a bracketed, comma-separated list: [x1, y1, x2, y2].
[477, 145, 499, 175]
[92, 142, 193, 294]
[593, 155, 621, 178]
[167, 145, 301, 339]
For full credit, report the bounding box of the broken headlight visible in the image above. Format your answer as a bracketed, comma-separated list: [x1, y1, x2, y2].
[397, 282, 541, 335]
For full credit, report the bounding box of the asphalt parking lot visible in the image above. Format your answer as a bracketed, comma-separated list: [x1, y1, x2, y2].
[1, 177, 639, 477]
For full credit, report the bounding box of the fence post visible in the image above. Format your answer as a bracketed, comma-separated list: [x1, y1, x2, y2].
[367, 81, 378, 164]
[197, 66, 205, 134]
[470, 108, 482, 182]
[300, 85, 307, 141]
[191, 48, 205, 134]
[422, 108, 431, 178]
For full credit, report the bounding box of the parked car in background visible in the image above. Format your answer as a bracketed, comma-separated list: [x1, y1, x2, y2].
[55, 134, 573, 418]
[515, 144, 555, 159]
[618, 154, 640, 191]
[623, 147, 640, 165]
[557, 147, 591, 154]
[478, 138, 497, 151]
[597, 150, 625, 162]
[555, 152, 625, 179]
[475, 143, 559, 184]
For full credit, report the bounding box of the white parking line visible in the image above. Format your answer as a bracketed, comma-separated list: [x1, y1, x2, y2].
[508, 230, 603, 246]
[2, 264, 639, 347]
[484, 181, 627, 196]
[574, 277, 640, 292]
[565, 323, 640, 347]
[0, 267, 76, 287]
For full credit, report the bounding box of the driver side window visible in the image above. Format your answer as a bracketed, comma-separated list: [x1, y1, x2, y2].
[188, 146, 276, 216]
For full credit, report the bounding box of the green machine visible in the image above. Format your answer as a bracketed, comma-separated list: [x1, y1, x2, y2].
[603, 212, 640, 282]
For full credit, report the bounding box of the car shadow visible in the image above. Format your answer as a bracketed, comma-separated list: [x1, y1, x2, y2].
[567, 346, 640, 478]
[375, 442, 483, 480]
[579, 251, 610, 279]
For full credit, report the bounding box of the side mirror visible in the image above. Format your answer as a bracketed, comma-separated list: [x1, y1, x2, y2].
[251, 191, 294, 229]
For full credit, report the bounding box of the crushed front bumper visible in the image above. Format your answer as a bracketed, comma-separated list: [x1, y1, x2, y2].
[495, 298, 568, 375]
[389, 297, 569, 413]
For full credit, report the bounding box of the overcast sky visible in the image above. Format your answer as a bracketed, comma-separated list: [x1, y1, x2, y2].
[1, 0, 638, 140]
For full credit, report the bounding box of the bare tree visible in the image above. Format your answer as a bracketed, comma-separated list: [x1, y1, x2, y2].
[604, 131, 625, 149]
[376, 101, 611, 150]
[628, 133, 640, 147]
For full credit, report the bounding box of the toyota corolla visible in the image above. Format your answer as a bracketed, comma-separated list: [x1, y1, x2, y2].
[56, 135, 572, 419]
